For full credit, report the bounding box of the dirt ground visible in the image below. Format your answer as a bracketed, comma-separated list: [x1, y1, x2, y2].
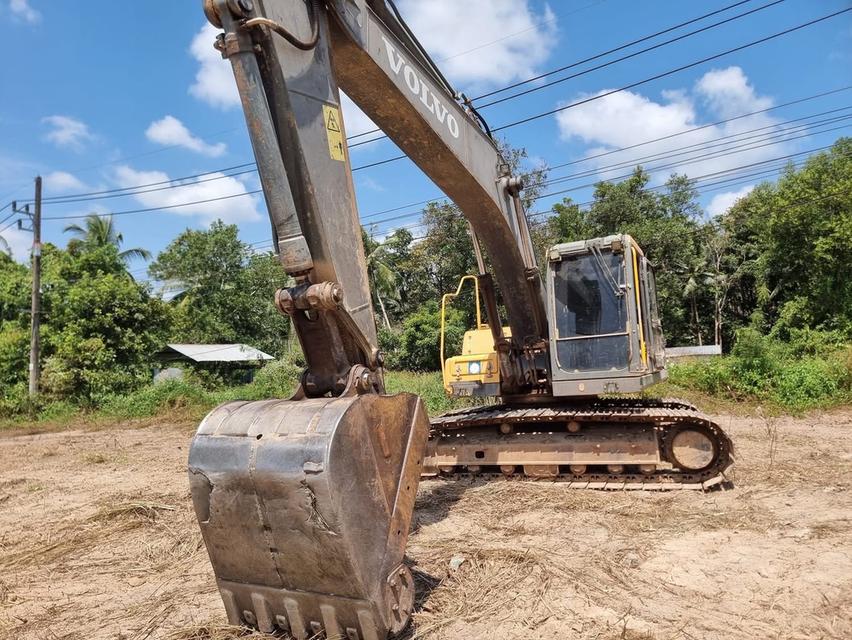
[1, 408, 850, 640]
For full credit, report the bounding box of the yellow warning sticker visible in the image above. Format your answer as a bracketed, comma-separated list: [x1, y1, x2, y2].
[323, 105, 345, 162]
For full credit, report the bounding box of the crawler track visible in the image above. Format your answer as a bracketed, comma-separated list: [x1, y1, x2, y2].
[424, 398, 734, 490]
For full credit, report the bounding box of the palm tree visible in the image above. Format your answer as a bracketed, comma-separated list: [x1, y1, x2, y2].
[678, 255, 712, 346]
[362, 229, 399, 329]
[64, 214, 151, 263]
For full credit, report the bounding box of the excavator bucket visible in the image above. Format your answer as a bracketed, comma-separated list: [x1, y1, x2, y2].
[188, 390, 429, 639]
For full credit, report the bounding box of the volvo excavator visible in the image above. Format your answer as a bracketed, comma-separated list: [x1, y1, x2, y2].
[188, 1, 734, 638]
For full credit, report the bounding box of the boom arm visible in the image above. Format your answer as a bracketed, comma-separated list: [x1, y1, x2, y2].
[204, 0, 549, 395]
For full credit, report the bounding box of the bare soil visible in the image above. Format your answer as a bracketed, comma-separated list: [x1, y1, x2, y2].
[1, 409, 850, 640]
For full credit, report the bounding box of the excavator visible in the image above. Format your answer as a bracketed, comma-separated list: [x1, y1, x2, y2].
[187, 1, 734, 638]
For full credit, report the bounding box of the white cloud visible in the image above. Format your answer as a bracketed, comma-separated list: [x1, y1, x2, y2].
[1, 226, 32, 262]
[695, 67, 772, 119]
[146, 115, 227, 157]
[113, 165, 261, 223]
[554, 67, 788, 184]
[9, 0, 40, 24]
[42, 115, 93, 150]
[187, 21, 378, 149]
[43, 171, 85, 193]
[189, 23, 239, 109]
[706, 185, 754, 217]
[357, 175, 386, 193]
[397, 0, 557, 88]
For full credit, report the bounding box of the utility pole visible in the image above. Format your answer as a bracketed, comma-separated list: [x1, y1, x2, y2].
[29, 176, 42, 396]
[12, 176, 41, 398]
[13, 178, 42, 396]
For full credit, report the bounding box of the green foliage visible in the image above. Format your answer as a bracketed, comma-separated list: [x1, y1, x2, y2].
[728, 328, 778, 395]
[0, 382, 32, 417]
[668, 330, 851, 411]
[38, 245, 169, 404]
[149, 220, 290, 358]
[0, 241, 169, 413]
[0, 321, 28, 387]
[64, 214, 152, 263]
[0, 252, 29, 324]
[246, 358, 302, 398]
[392, 302, 467, 372]
[362, 228, 400, 328]
[724, 138, 852, 339]
[100, 378, 212, 418]
[383, 370, 479, 415]
[36, 400, 80, 423]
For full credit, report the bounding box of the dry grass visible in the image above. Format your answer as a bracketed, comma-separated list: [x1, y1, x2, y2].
[0, 578, 12, 605]
[416, 480, 776, 540]
[162, 623, 281, 640]
[0, 495, 184, 571]
[411, 548, 556, 638]
[2, 409, 850, 640]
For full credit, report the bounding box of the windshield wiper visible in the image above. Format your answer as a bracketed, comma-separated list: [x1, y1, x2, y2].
[590, 246, 623, 299]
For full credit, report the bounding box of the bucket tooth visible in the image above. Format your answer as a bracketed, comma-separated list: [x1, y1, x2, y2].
[188, 391, 429, 638]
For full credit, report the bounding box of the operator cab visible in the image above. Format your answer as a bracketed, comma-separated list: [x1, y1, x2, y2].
[546, 234, 666, 396]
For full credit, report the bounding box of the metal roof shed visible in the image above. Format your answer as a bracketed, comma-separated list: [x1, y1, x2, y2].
[156, 344, 275, 364]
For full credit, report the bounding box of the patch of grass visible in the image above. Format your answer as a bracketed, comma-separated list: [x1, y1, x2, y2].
[82, 451, 109, 464]
[93, 501, 177, 523]
[664, 337, 851, 413]
[99, 379, 214, 419]
[385, 370, 482, 415]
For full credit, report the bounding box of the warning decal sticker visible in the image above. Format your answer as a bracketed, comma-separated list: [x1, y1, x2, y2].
[323, 105, 345, 162]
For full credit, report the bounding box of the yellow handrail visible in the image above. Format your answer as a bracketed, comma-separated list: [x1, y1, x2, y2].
[631, 245, 648, 366]
[439, 275, 483, 371]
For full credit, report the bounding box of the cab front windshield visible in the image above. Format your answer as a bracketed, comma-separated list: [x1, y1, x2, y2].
[553, 249, 629, 372]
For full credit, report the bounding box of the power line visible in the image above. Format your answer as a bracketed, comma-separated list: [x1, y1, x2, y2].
[477, 0, 787, 108]
[492, 7, 852, 133]
[0, 218, 20, 234]
[247, 149, 828, 248]
[544, 91, 852, 171]
[18, 82, 851, 213]
[311, 9, 852, 169]
[18, 162, 256, 205]
[353, 92, 851, 221]
[42, 189, 263, 221]
[381, 146, 840, 239]
[473, 0, 757, 101]
[541, 119, 852, 188]
[346, 0, 767, 144]
[33, 113, 849, 227]
[35, 168, 259, 207]
[0, 210, 18, 228]
[357, 112, 850, 228]
[9, 4, 847, 213]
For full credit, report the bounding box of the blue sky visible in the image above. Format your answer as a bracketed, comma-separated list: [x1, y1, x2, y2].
[0, 0, 850, 281]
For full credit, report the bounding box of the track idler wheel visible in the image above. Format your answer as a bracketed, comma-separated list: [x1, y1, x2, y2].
[665, 425, 719, 472]
[188, 379, 429, 639]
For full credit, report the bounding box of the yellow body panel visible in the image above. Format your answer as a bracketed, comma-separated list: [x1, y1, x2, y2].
[442, 326, 511, 393]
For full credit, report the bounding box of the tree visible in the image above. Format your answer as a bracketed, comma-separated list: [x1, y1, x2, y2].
[362, 228, 399, 329]
[530, 197, 594, 264]
[678, 254, 711, 346]
[394, 301, 467, 371]
[64, 214, 151, 263]
[0, 235, 10, 257]
[0, 243, 171, 404]
[148, 220, 291, 358]
[722, 138, 852, 338]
